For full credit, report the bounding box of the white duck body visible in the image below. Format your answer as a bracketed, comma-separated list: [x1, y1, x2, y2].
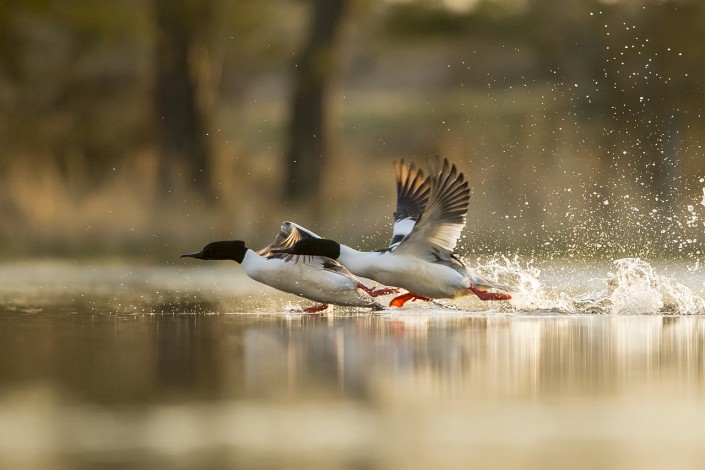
[242, 250, 381, 308]
[337, 245, 493, 299]
[270, 158, 511, 304]
[315, 157, 509, 302]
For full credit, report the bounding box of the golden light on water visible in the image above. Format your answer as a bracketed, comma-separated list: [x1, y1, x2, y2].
[2, 262, 705, 468]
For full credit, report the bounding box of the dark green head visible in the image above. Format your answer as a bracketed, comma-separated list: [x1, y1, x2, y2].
[181, 240, 247, 264]
[272, 238, 341, 259]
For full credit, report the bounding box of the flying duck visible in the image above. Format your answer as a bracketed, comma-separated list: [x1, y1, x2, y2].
[273, 157, 512, 307]
[181, 221, 397, 312]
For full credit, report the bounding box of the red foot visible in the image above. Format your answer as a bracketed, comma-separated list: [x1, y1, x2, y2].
[357, 283, 400, 297]
[370, 287, 400, 297]
[303, 304, 329, 313]
[389, 292, 432, 308]
[469, 286, 511, 301]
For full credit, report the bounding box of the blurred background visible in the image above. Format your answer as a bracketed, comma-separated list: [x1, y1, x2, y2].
[3, 4, 705, 467]
[1, 0, 704, 261]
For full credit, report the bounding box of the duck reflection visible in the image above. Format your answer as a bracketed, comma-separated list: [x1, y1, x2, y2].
[1, 306, 705, 404]
[240, 313, 705, 401]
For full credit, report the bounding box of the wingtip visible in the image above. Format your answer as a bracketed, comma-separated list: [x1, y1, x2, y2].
[392, 157, 432, 226]
[427, 155, 458, 178]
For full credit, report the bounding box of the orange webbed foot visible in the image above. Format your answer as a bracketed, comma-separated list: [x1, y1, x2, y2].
[389, 292, 432, 308]
[469, 286, 511, 301]
[303, 304, 329, 313]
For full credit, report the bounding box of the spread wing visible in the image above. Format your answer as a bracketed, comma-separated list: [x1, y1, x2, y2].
[388, 159, 431, 250]
[257, 221, 321, 259]
[258, 221, 354, 276]
[393, 156, 470, 259]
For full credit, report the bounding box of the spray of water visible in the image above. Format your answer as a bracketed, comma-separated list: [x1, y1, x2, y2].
[472, 256, 705, 315]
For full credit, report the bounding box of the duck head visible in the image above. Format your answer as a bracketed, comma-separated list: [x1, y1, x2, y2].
[181, 240, 247, 264]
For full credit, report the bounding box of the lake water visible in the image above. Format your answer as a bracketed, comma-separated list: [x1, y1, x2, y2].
[2, 259, 705, 469]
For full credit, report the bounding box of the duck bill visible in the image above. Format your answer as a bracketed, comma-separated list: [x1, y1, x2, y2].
[180, 250, 205, 259]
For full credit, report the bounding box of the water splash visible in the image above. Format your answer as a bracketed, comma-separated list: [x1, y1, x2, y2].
[607, 258, 663, 314]
[605, 258, 705, 315]
[473, 256, 705, 315]
[475, 256, 554, 311]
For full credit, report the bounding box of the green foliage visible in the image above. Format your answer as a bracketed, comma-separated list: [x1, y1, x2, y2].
[0, 0, 152, 182]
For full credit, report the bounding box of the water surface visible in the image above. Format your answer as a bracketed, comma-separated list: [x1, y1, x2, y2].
[2, 260, 705, 469]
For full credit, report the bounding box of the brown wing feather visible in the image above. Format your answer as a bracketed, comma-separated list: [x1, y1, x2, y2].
[393, 159, 431, 222]
[257, 222, 352, 275]
[389, 159, 431, 248]
[258, 221, 321, 260]
[394, 156, 470, 256]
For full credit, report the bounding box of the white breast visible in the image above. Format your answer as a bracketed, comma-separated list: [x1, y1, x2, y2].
[241, 252, 375, 307]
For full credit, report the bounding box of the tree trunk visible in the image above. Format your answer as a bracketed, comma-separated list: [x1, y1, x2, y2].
[153, 0, 214, 201]
[284, 0, 350, 203]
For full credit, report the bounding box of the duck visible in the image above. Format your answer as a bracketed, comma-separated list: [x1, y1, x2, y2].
[181, 221, 397, 312]
[272, 157, 512, 307]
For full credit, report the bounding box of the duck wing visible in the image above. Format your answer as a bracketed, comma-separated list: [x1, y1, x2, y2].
[393, 157, 470, 261]
[319, 257, 357, 276]
[258, 221, 322, 260]
[388, 159, 431, 250]
[258, 221, 355, 275]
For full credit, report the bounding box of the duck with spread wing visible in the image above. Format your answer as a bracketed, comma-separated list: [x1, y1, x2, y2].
[273, 157, 512, 307]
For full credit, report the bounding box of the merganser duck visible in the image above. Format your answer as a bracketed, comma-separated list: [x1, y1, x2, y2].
[181, 221, 397, 312]
[273, 157, 512, 307]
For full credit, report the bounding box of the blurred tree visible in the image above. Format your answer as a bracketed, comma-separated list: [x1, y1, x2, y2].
[0, 0, 151, 183]
[284, 0, 353, 203]
[153, 0, 218, 201]
[218, 1, 307, 102]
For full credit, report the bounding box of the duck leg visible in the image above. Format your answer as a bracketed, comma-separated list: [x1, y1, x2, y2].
[390, 292, 432, 308]
[469, 286, 511, 301]
[370, 287, 400, 296]
[357, 283, 400, 297]
[303, 304, 329, 313]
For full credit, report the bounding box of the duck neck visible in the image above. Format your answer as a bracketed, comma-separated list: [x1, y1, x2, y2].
[240, 248, 258, 266]
[337, 244, 381, 278]
[338, 244, 361, 260]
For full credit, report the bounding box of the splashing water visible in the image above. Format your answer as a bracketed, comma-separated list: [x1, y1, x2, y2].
[474, 256, 559, 311]
[607, 258, 663, 314]
[472, 256, 705, 315]
[603, 258, 705, 314]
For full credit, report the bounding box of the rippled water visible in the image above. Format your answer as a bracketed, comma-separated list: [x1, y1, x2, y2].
[2, 260, 705, 469]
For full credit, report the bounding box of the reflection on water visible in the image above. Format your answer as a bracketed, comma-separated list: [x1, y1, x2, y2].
[5, 310, 704, 403]
[1, 262, 705, 468]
